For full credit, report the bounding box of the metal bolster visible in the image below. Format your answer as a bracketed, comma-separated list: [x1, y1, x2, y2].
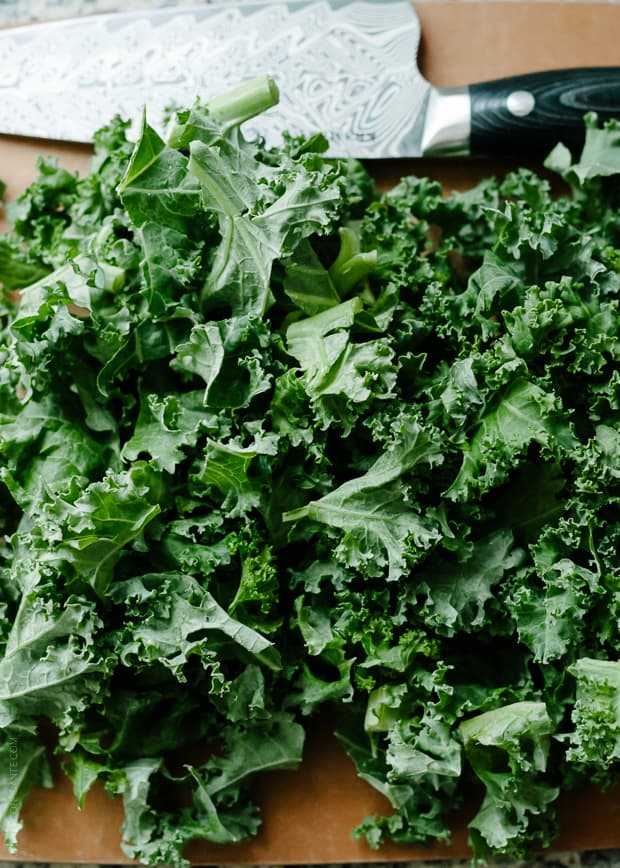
[421, 86, 471, 157]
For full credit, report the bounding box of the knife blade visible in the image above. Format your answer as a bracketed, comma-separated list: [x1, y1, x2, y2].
[0, 0, 619, 159]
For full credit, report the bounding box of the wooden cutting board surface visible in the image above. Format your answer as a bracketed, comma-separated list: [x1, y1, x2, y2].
[1, 2, 620, 863]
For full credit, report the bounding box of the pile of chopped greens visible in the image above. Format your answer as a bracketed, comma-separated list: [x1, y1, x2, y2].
[1, 76, 620, 866]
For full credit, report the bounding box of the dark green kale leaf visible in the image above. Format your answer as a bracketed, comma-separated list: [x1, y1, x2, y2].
[461, 702, 559, 861]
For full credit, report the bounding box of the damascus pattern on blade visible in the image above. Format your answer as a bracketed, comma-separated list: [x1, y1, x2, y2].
[0, 0, 428, 157]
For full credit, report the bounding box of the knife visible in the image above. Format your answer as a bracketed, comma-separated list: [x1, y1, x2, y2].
[1, 0, 619, 159]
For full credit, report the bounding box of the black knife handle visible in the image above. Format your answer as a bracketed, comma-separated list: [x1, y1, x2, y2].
[469, 67, 620, 157]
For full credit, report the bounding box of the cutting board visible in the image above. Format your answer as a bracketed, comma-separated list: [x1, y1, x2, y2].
[2, 2, 620, 863]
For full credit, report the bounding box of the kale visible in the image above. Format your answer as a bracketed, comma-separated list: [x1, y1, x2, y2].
[0, 81, 619, 865]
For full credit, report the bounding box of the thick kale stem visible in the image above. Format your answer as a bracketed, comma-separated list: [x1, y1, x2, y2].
[328, 225, 377, 296]
[209, 75, 280, 128]
[331, 225, 360, 268]
[330, 250, 377, 295]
